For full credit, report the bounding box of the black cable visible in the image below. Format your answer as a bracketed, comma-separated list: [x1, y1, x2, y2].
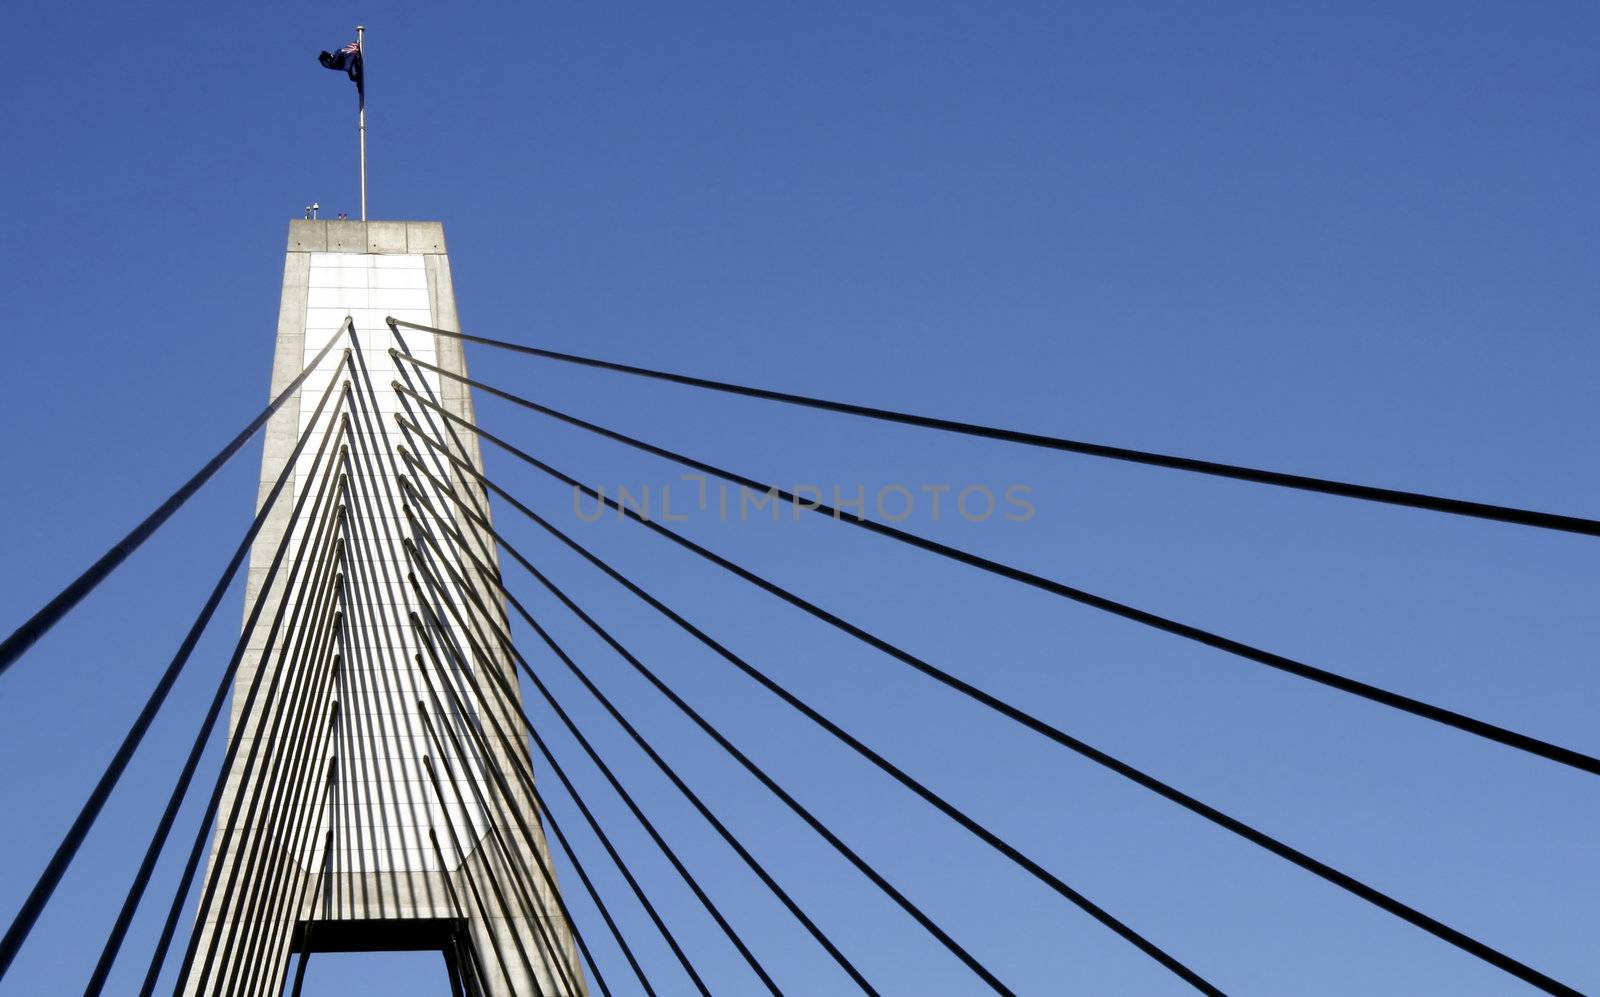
[406, 496, 868, 997]
[342, 351, 480, 902]
[425, 825, 505, 997]
[405, 505, 877, 995]
[361, 324, 585, 968]
[402, 603, 715, 997]
[195, 615, 343, 997]
[403, 448, 1199, 997]
[289, 951, 312, 997]
[406, 604, 655, 997]
[0, 324, 352, 681]
[348, 374, 576, 985]
[338, 374, 488, 900]
[205, 640, 343, 997]
[430, 825, 473, 928]
[191, 565, 344, 997]
[447, 921, 488, 997]
[194, 571, 347, 996]
[398, 544, 572, 997]
[144, 616, 343, 997]
[413, 653, 651, 997]
[226, 725, 340, 997]
[81, 387, 352, 995]
[286, 830, 335, 997]
[215, 423, 358, 997]
[372, 324, 735, 996]
[133, 515, 344, 997]
[416, 704, 609, 997]
[401, 335, 1158, 990]
[218, 592, 348, 997]
[399, 424, 1581, 997]
[0, 358, 350, 985]
[335, 443, 446, 916]
[441, 930, 469, 997]
[456, 928, 491, 996]
[396, 418, 1399, 992]
[426, 800, 528, 994]
[410, 588, 767, 995]
[255, 787, 338, 997]
[406, 560, 787, 997]
[389, 317, 1600, 539]
[422, 753, 546, 995]
[152, 523, 348, 996]
[391, 344, 502, 546]
[394, 395, 615, 982]
[342, 347, 587, 996]
[390, 373, 1600, 781]
[292, 621, 351, 997]
[401, 501, 621, 997]
[405, 484, 901, 996]
[167, 388, 352, 994]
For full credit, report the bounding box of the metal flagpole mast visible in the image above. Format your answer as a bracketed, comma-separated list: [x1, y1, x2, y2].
[357, 24, 367, 221]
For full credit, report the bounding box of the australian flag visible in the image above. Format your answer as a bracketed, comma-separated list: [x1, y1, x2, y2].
[318, 40, 364, 99]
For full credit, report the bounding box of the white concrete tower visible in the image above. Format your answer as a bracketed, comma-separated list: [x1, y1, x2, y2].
[180, 220, 586, 996]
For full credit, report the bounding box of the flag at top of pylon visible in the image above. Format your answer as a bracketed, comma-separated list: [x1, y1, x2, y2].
[318, 40, 364, 99]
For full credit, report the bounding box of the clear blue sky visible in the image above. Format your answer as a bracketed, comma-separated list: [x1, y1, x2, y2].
[0, 2, 1596, 994]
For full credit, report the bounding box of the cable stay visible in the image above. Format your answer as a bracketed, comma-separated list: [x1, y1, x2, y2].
[0, 324, 353, 683]
[388, 363, 1600, 781]
[0, 360, 352, 985]
[408, 567, 786, 997]
[392, 362, 886, 993]
[388, 317, 1600, 539]
[398, 448, 1218, 995]
[405, 599, 719, 997]
[8, 308, 1587, 996]
[144, 386, 354, 995]
[394, 408, 1582, 996]
[355, 343, 716, 992]
[343, 360, 603, 997]
[408, 637, 666, 997]
[83, 381, 354, 995]
[402, 481, 887, 996]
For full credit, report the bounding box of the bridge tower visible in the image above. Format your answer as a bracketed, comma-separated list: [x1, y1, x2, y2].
[179, 220, 586, 995]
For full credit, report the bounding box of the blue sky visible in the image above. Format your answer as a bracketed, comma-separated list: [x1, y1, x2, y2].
[1, 2, 1596, 994]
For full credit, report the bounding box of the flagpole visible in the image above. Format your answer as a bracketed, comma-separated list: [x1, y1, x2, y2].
[357, 24, 367, 221]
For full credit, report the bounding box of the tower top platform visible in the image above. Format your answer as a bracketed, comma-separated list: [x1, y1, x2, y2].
[286, 218, 447, 255]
